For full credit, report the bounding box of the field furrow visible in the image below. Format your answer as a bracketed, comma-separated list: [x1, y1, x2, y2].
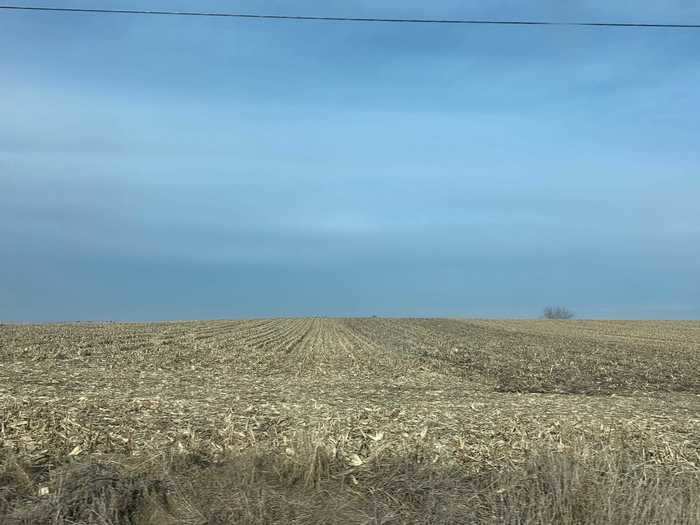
[2, 318, 699, 524]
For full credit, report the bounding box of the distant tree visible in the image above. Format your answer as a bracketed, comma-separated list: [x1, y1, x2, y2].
[543, 306, 574, 320]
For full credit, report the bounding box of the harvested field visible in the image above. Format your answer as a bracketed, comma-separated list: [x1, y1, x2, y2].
[1, 318, 699, 524]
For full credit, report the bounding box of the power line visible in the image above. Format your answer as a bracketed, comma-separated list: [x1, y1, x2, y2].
[1, 4, 699, 29]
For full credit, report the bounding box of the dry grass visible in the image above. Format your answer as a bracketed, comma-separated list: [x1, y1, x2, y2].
[1, 318, 699, 523]
[2, 437, 698, 524]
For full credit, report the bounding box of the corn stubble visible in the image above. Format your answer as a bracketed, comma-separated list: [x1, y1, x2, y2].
[1, 318, 699, 524]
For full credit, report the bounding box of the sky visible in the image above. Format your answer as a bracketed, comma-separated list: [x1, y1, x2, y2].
[1, 0, 699, 321]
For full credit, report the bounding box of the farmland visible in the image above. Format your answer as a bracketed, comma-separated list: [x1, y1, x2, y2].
[1, 318, 699, 524]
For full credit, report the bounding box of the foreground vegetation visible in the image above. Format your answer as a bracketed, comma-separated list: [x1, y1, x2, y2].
[1, 319, 699, 524]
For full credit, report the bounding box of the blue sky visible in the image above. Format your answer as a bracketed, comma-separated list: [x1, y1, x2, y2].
[1, 0, 699, 321]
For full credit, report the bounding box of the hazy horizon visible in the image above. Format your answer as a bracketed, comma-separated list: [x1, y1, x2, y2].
[2, 0, 699, 322]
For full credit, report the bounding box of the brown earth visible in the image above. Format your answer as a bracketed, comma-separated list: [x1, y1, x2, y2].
[1, 318, 699, 524]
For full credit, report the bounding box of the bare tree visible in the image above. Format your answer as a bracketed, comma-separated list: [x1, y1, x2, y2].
[543, 306, 574, 319]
